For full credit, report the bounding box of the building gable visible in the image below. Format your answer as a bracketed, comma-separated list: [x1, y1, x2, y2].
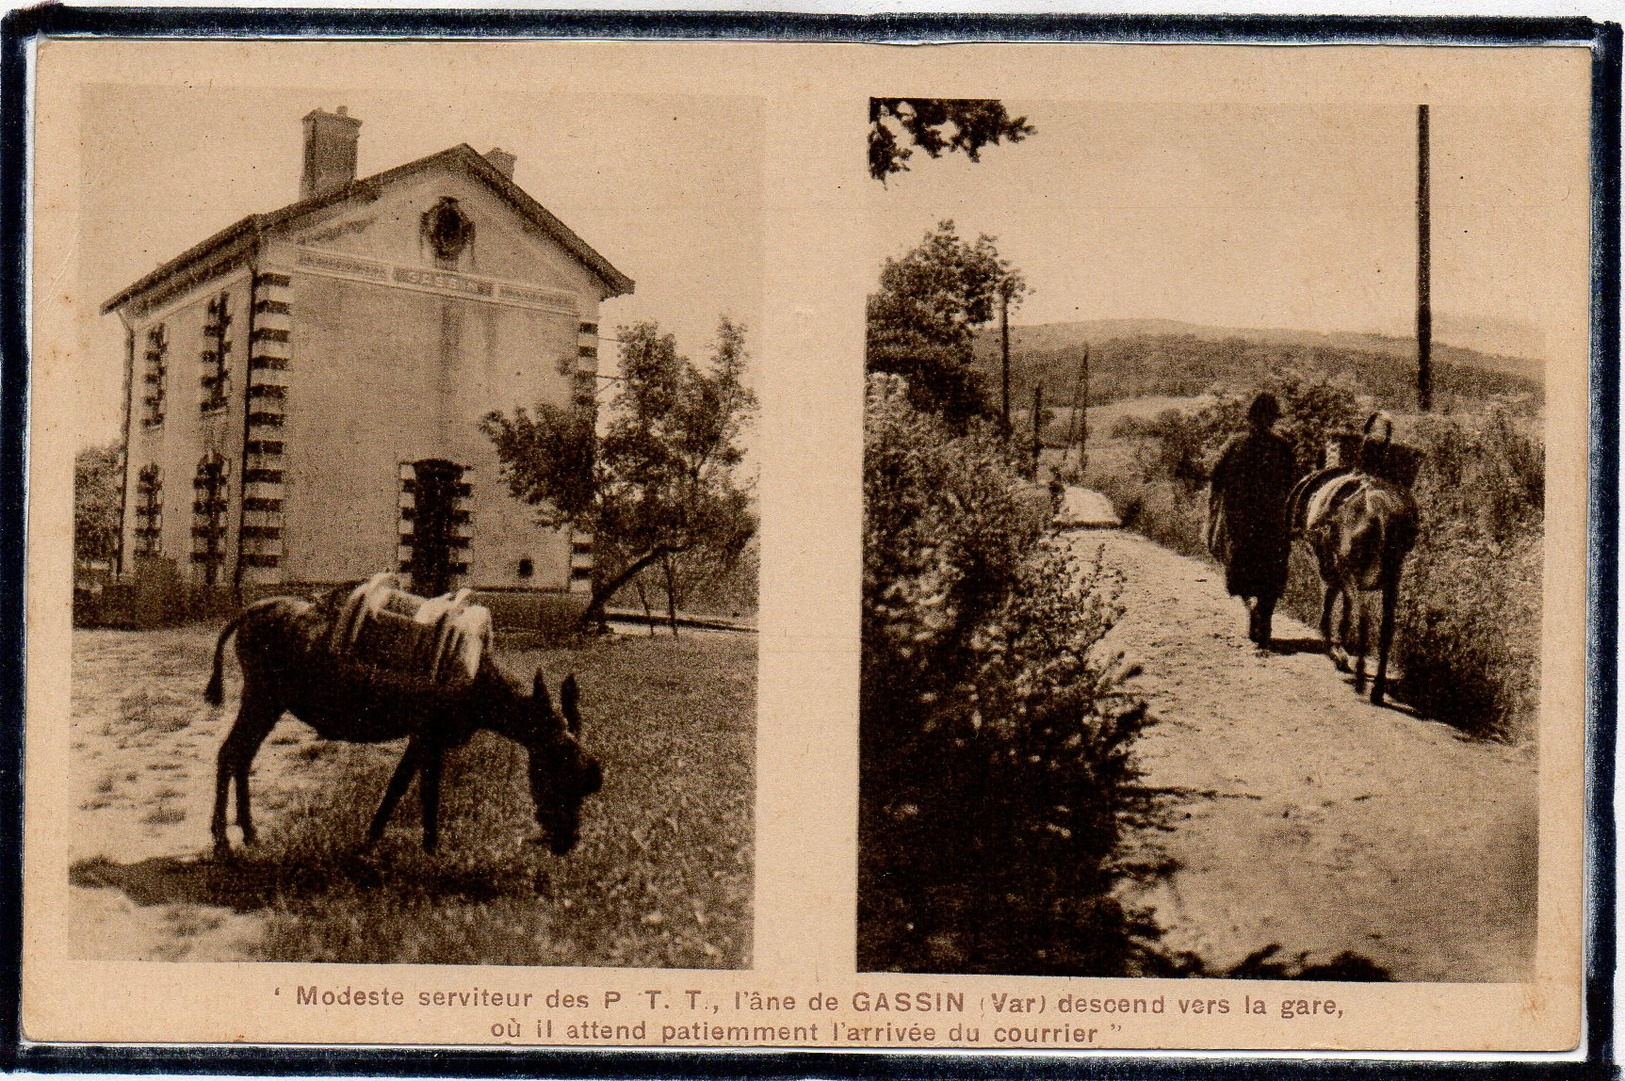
[270, 167, 592, 302]
[104, 144, 633, 319]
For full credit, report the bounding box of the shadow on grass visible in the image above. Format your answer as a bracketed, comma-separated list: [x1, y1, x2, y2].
[858, 865, 1394, 981]
[1220, 946, 1393, 980]
[1260, 635, 1330, 657]
[71, 853, 278, 913]
[69, 844, 520, 915]
[1150, 943, 1394, 980]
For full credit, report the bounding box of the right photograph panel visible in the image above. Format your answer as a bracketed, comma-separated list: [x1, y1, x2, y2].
[859, 96, 1561, 981]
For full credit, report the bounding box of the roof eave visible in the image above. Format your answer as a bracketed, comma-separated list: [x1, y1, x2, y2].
[100, 218, 261, 315]
[102, 144, 635, 314]
[100, 176, 389, 316]
[454, 146, 634, 300]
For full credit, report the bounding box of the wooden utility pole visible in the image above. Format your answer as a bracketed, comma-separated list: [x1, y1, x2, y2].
[1064, 344, 1089, 469]
[1000, 290, 1012, 434]
[1417, 103, 1433, 412]
[1078, 345, 1089, 472]
[1030, 383, 1044, 476]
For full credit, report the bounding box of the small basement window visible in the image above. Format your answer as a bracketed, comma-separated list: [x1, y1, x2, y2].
[517, 558, 534, 579]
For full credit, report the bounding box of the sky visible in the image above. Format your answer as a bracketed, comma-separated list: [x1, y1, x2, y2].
[48, 47, 1589, 450]
[70, 84, 764, 447]
[869, 97, 1583, 361]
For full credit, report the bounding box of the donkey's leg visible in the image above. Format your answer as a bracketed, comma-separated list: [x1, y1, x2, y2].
[211, 744, 234, 859]
[212, 692, 280, 858]
[1352, 592, 1369, 695]
[366, 740, 423, 847]
[1319, 581, 1338, 655]
[234, 757, 259, 846]
[419, 750, 444, 853]
[232, 705, 280, 847]
[1333, 585, 1354, 672]
[1372, 576, 1399, 705]
[1315, 545, 1343, 663]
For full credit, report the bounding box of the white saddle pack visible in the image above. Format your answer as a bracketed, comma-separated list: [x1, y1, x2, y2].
[327, 572, 492, 688]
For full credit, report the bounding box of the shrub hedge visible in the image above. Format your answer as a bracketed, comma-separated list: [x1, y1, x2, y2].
[860, 374, 1152, 975]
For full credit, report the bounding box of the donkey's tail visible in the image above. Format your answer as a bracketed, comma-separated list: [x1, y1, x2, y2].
[204, 611, 246, 706]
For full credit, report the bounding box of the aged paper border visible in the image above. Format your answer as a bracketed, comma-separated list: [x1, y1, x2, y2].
[6, 15, 1616, 1071]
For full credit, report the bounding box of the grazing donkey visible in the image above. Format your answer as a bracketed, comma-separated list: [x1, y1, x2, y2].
[204, 594, 602, 858]
[1288, 414, 1420, 706]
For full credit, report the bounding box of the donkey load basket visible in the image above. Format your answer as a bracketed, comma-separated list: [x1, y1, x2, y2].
[1321, 431, 1424, 488]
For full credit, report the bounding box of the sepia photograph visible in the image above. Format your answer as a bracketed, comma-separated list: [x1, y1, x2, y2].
[16, 31, 1599, 1057]
[859, 93, 1577, 983]
[57, 75, 760, 968]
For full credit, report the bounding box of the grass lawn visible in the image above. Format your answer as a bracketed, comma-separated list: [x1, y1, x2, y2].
[71, 626, 756, 968]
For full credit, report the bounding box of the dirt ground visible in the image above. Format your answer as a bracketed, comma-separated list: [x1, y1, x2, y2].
[67, 625, 321, 960]
[66, 624, 755, 966]
[1081, 527, 1538, 982]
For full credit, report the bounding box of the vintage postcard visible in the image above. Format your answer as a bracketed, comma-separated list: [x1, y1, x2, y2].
[18, 32, 1599, 1059]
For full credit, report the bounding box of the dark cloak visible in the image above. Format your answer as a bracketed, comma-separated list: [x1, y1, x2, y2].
[1208, 429, 1297, 600]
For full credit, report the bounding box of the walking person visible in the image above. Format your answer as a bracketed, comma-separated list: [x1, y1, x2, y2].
[1207, 392, 1298, 647]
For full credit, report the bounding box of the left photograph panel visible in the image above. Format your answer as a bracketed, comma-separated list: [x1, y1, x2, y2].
[52, 75, 760, 967]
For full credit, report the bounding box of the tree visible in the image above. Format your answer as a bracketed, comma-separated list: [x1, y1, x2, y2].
[75, 442, 122, 566]
[870, 98, 1035, 183]
[867, 220, 1026, 427]
[483, 318, 756, 631]
[995, 266, 1030, 433]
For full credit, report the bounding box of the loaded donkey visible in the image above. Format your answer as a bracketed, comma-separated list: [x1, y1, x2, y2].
[204, 574, 602, 858]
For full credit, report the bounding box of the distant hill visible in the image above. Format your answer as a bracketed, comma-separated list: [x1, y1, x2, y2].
[971, 319, 1542, 413]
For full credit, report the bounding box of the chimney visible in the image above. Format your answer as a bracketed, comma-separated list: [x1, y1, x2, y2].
[300, 106, 362, 200]
[483, 147, 516, 180]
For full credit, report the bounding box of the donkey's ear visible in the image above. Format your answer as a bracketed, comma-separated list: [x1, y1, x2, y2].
[562, 674, 581, 735]
[533, 667, 554, 714]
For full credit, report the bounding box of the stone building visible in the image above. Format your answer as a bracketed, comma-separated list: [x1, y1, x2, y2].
[104, 108, 633, 623]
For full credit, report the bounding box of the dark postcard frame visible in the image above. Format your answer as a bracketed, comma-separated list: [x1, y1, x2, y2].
[0, 9, 1616, 1080]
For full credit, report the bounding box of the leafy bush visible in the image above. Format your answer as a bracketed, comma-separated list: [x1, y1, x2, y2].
[611, 539, 760, 623]
[484, 318, 757, 631]
[1112, 370, 1361, 488]
[1116, 408, 1224, 493]
[1090, 469, 1209, 561]
[1393, 409, 1543, 740]
[860, 373, 1150, 975]
[75, 443, 122, 565]
[867, 221, 1025, 427]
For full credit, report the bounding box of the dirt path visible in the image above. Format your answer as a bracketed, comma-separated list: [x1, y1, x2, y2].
[1055, 486, 1122, 529]
[1077, 525, 1537, 982]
